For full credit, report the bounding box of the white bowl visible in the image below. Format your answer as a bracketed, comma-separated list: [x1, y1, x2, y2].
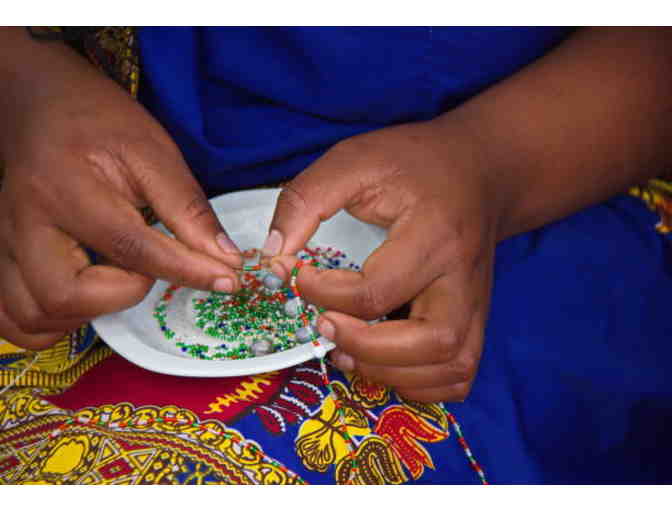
[92, 188, 385, 377]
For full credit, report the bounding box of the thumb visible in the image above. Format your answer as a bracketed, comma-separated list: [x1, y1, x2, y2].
[264, 148, 368, 257]
[133, 143, 243, 268]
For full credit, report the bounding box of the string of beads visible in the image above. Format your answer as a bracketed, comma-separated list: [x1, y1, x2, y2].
[280, 253, 488, 484]
[152, 245, 487, 483]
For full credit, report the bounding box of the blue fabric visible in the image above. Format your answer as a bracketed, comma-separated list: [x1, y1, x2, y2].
[136, 28, 672, 483]
[453, 195, 672, 483]
[138, 27, 571, 195]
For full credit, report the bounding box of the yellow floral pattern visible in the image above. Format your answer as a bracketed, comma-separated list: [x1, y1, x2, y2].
[0, 389, 303, 485]
[296, 381, 370, 472]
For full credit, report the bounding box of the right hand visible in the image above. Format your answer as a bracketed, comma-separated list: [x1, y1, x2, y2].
[0, 37, 242, 350]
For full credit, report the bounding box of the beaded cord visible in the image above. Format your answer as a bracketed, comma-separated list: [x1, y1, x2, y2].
[0, 352, 41, 397]
[446, 411, 488, 484]
[151, 245, 487, 484]
[286, 255, 487, 485]
[153, 247, 347, 360]
[286, 255, 358, 483]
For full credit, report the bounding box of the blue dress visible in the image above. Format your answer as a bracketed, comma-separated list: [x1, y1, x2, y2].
[135, 27, 672, 483]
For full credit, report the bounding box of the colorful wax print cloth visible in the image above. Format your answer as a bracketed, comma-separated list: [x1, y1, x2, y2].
[3, 194, 672, 484]
[0, 351, 483, 484]
[4, 27, 672, 484]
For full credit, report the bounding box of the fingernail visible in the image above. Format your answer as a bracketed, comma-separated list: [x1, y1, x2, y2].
[270, 261, 286, 281]
[262, 229, 283, 257]
[332, 351, 354, 372]
[213, 277, 234, 293]
[318, 317, 335, 339]
[216, 232, 240, 254]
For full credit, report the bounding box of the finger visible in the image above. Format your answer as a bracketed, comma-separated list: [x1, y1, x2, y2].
[35, 178, 241, 292]
[13, 222, 156, 319]
[270, 172, 476, 318]
[331, 351, 473, 388]
[265, 144, 391, 257]
[132, 144, 243, 267]
[317, 311, 459, 366]
[0, 299, 66, 351]
[0, 256, 90, 332]
[272, 205, 455, 319]
[318, 255, 490, 367]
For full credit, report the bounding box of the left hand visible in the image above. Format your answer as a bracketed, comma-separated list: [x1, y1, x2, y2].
[265, 116, 509, 403]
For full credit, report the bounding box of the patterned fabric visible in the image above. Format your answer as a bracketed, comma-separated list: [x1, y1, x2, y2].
[0, 28, 486, 484]
[27, 27, 139, 98]
[0, 355, 481, 484]
[629, 176, 672, 235]
[2, 26, 671, 484]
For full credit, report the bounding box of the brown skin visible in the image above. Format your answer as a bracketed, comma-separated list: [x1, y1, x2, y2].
[267, 28, 672, 402]
[0, 27, 242, 350]
[1, 28, 671, 402]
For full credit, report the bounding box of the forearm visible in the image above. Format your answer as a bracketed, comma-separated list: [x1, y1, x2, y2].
[444, 27, 672, 240]
[0, 27, 126, 160]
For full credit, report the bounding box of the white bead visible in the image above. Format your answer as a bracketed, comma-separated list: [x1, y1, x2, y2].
[295, 325, 315, 344]
[263, 273, 284, 291]
[312, 342, 328, 358]
[251, 338, 274, 356]
[284, 297, 302, 317]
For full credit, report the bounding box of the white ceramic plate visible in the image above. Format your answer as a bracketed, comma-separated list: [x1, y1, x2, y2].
[92, 188, 385, 377]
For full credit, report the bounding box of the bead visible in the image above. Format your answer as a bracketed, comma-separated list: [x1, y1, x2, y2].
[251, 338, 274, 356]
[284, 297, 302, 317]
[312, 342, 328, 358]
[262, 273, 284, 291]
[295, 325, 315, 344]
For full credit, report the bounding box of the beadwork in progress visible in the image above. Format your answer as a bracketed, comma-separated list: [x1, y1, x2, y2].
[150, 243, 488, 485]
[154, 245, 360, 361]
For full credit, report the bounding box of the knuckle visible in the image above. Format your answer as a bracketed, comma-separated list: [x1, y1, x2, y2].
[182, 193, 214, 223]
[80, 145, 129, 180]
[38, 288, 75, 319]
[14, 314, 49, 334]
[451, 357, 477, 384]
[353, 283, 389, 319]
[428, 324, 461, 359]
[107, 229, 146, 266]
[354, 365, 380, 384]
[130, 132, 183, 162]
[277, 182, 310, 217]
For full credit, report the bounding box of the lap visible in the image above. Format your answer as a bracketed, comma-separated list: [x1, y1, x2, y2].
[2, 195, 669, 484]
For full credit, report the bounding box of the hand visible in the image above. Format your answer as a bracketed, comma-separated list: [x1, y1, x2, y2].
[266, 117, 506, 403]
[0, 38, 242, 350]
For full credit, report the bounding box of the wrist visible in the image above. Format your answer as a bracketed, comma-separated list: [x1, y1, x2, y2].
[430, 109, 525, 243]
